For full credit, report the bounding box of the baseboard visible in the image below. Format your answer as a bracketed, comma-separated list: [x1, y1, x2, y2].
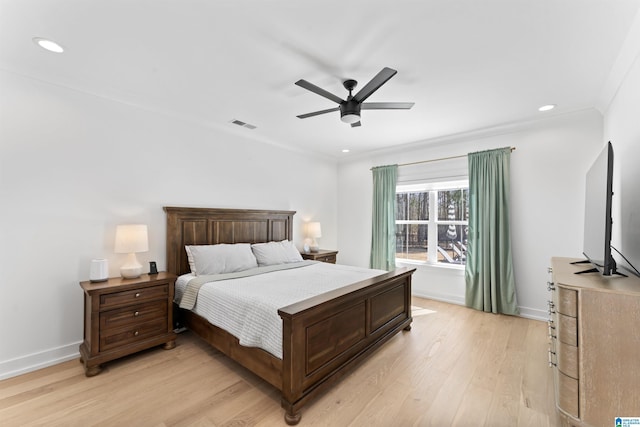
[516, 306, 548, 322]
[412, 291, 547, 322]
[412, 290, 465, 306]
[0, 341, 81, 381]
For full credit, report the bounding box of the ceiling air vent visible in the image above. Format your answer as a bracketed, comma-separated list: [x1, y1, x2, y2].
[230, 119, 257, 130]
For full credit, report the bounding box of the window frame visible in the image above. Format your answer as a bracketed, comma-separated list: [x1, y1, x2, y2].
[395, 179, 469, 268]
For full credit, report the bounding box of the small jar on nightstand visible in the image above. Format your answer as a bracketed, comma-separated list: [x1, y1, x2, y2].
[300, 249, 338, 264]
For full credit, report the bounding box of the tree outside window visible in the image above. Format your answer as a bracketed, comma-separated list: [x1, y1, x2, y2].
[396, 183, 468, 266]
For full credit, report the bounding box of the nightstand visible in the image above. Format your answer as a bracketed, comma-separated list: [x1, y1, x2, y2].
[79, 272, 177, 376]
[301, 249, 338, 264]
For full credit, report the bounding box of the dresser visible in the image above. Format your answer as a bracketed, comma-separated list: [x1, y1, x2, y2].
[548, 257, 640, 426]
[300, 249, 338, 263]
[79, 272, 177, 376]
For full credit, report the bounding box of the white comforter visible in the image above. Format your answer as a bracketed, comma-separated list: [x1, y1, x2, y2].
[175, 262, 386, 359]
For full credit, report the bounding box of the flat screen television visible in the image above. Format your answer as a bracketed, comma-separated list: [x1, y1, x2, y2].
[579, 141, 618, 275]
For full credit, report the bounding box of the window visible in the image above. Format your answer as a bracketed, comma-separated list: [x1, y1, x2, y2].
[396, 180, 469, 266]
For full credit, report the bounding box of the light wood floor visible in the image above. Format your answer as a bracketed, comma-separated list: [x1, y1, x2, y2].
[0, 297, 561, 426]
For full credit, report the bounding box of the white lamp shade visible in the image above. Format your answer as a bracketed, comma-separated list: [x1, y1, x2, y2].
[307, 222, 322, 238]
[114, 224, 149, 254]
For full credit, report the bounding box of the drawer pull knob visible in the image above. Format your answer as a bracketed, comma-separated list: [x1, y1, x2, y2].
[134, 311, 139, 317]
[134, 330, 139, 336]
[135, 293, 141, 298]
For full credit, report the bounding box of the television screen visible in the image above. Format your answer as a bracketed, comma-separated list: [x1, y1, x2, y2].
[582, 142, 615, 275]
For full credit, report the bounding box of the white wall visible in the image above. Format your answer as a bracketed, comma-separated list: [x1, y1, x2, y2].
[0, 70, 338, 379]
[603, 50, 640, 276]
[337, 109, 604, 319]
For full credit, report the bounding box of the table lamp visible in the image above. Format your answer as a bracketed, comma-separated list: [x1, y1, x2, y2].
[307, 222, 321, 253]
[114, 224, 149, 279]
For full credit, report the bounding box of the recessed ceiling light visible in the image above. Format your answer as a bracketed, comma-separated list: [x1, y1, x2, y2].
[342, 149, 350, 153]
[538, 104, 556, 112]
[33, 37, 64, 53]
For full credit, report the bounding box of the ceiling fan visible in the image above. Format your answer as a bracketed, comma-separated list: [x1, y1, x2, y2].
[295, 67, 414, 127]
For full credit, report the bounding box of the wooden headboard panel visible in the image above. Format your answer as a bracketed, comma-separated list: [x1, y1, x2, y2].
[163, 207, 295, 276]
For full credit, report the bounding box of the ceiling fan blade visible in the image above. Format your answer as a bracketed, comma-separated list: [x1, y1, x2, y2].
[352, 67, 397, 103]
[295, 79, 344, 104]
[297, 107, 340, 119]
[361, 102, 415, 110]
[351, 121, 361, 128]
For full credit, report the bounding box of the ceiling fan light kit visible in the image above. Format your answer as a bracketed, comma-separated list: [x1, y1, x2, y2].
[296, 67, 414, 127]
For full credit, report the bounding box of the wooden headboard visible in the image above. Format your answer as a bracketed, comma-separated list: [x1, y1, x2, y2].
[163, 207, 295, 276]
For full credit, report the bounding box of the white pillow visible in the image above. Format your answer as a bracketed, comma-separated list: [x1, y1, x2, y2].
[185, 243, 258, 276]
[251, 240, 303, 266]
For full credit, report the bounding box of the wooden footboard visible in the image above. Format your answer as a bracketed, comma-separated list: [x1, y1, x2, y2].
[278, 267, 414, 424]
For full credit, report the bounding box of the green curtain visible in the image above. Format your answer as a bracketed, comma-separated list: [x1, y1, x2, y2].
[465, 148, 519, 315]
[370, 165, 398, 271]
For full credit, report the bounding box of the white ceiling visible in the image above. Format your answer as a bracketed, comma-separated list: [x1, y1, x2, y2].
[2, 0, 639, 159]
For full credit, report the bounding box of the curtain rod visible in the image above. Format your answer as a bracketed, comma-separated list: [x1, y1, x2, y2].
[390, 146, 516, 168]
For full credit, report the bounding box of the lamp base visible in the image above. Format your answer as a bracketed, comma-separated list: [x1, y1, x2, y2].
[120, 253, 143, 279]
[309, 238, 319, 253]
[120, 266, 143, 279]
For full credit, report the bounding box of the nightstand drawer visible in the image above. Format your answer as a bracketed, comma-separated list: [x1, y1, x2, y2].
[100, 300, 168, 330]
[315, 254, 336, 263]
[301, 250, 338, 264]
[100, 318, 167, 351]
[100, 284, 168, 309]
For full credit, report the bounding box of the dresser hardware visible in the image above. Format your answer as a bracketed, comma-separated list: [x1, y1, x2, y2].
[134, 330, 139, 336]
[548, 321, 556, 339]
[547, 281, 555, 291]
[135, 292, 141, 298]
[134, 311, 139, 317]
[548, 267, 553, 273]
[547, 300, 555, 315]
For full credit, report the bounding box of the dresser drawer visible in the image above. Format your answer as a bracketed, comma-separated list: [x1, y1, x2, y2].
[99, 284, 169, 309]
[557, 313, 577, 346]
[100, 300, 168, 331]
[557, 341, 578, 379]
[100, 318, 168, 352]
[557, 287, 577, 317]
[557, 370, 579, 417]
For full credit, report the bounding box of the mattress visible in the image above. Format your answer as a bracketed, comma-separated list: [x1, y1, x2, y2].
[175, 262, 386, 358]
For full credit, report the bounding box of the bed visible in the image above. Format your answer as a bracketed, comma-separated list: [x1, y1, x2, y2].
[164, 206, 415, 424]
